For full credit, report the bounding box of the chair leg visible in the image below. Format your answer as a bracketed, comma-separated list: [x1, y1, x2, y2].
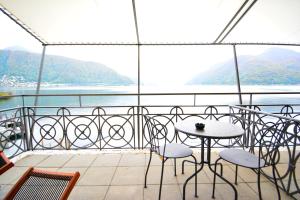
[183, 161, 204, 200]
[257, 168, 263, 200]
[182, 160, 186, 174]
[212, 157, 222, 199]
[217, 162, 223, 176]
[211, 157, 237, 200]
[272, 165, 281, 200]
[159, 158, 166, 200]
[144, 150, 153, 188]
[235, 165, 238, 185]
[191, 154, 198, 198]
[174, 158, 177, 176]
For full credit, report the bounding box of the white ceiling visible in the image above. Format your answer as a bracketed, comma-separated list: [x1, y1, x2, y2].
[0, 0, 299, 45]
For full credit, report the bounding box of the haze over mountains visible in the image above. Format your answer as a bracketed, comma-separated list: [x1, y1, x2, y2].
[1, 47, 300, 87]
[0, 49, 133, 87]
[188, 48, 300, 85]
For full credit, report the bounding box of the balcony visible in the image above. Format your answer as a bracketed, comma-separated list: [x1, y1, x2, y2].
[1, 0, 300, 199]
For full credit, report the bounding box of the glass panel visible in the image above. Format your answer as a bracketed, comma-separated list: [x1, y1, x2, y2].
[1, 0, 136, 44]
[39, 45, 138, 107]
[225, 0, 300, 44]
[237, 45, 300, 105]
[136, 0, 243, 43]
[140, 45, 239, 105]
[0, 12, 41, 109]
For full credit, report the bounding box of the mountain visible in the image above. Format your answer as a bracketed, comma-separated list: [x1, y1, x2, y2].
[188, 48, 300, 85]
[0, 49, 133, 86]
[4, 46, 30, 52]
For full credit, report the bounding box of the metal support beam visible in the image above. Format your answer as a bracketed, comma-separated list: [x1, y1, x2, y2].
[218, 0, 258, 43]
[45, 42, 300, 46]
[233, 45, 243, 104]
[214, 0, 249, 43]
[132, 0, 141, 148]
[34, 45, 46, 107]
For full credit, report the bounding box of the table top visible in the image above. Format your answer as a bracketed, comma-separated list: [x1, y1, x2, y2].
[174, 119, 244, 139]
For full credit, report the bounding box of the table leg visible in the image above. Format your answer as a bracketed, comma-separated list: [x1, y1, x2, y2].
[206, 139, 238, 200]
[182, 138, 206, 200]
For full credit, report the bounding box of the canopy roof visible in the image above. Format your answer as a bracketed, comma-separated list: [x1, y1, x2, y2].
[0, 0, 300, 45]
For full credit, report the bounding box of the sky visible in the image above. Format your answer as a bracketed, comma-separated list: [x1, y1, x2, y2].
[1, 0, 300, 86]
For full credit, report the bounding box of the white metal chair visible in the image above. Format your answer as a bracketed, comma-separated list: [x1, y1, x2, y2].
[144, 115, 198, 200]
[212, 121, 291, 200]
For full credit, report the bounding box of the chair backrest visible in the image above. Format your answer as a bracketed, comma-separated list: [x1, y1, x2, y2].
[0, 151, 14, 175]
[4, 167, 80, 200]
[144, 115, 168, 156]
[258, 120, 291, 166]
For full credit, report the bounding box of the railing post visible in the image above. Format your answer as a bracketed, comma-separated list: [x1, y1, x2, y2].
[246, 93, 253, 147]
[78, 95, 82, 107]
[22, 95, 25, 107]
[61, 108, 69, 150]
[249, 110, 256, 153]
[27, 107, 33, 151]
[233, 45, 243, 105]
[132, 0, 141, 149]
[21, 107, 29, 151]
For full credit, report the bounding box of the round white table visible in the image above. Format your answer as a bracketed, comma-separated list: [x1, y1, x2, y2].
[174, 119, 244, 200]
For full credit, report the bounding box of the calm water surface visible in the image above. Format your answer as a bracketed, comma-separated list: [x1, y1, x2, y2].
[1, 85, 300, 111]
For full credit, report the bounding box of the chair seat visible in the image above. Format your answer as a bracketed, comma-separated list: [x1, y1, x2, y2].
[219, 149, 265, 168]
[4, 167, 80, 200]
[157, 143, 193, 158]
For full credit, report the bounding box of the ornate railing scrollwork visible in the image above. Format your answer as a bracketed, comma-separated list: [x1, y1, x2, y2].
[1, 103, 299, 198]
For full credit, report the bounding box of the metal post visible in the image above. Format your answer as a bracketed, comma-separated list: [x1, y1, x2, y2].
[22, 95, 25, 107]
[21, 106, 29, 151]
[233, 45, 242, 104]
[218, 0, 258, 43]
[132, 0, 141, 149]
[79, 95, 82, 107]
[34, 45, 47, 108]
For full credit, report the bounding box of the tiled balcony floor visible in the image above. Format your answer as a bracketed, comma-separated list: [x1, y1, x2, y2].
[0, 150, 299, 200]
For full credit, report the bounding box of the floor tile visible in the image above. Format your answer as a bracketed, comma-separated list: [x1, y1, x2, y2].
[176, 165, 211, 184]
[111, 166, 144, 185]
[37, 154, 73, 167]
[145, 153, 175, 166]
[145, 166, 178, 184]
[92, 154, 121, 167]
[69, 186, 108, 200]
[205, 165, 243, 184]
[78, 167, 116, 185]
[63, 154, 97, 167]
[248, 182, 294, 200]
[56, 167, 87, 182]
[105, 185, 143, 200]
[179, 183, 223, 200]
[0, 185, 13, 199]
[14, 154, 49, 166]
[0, 167, 28, 184]
[215, 183, 258, 200]
[119, 153, 145, 166]
[144, 184, 182, 200]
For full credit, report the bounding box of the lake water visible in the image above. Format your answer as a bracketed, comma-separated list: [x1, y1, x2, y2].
[1, 85, 300, 112]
